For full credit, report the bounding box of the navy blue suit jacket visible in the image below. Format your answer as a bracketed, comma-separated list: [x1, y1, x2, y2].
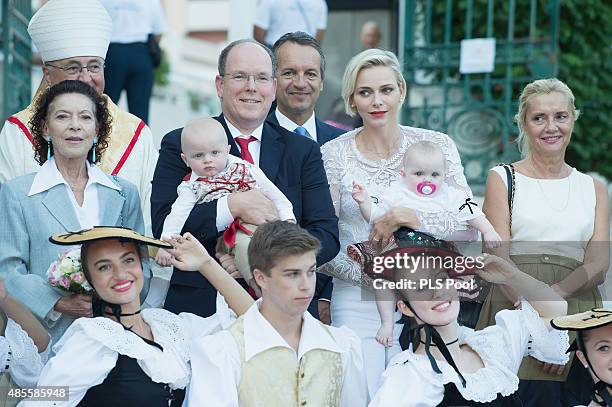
[266, 111, 345, 312]
[151, 114, 340, 316]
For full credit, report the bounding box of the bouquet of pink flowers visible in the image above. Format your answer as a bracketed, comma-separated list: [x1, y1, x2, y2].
[46, 248, 93, 294]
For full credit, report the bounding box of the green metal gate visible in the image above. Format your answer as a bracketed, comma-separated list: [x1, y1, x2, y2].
[1, 0, 32, 122]
[401, 0, 560, 192]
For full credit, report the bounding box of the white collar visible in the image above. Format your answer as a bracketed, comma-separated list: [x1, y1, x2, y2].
[242, 299, 343, 362]
[275, 108, 317, 139]
[224, 118, 264, 142]
[28, 157, 120, 196]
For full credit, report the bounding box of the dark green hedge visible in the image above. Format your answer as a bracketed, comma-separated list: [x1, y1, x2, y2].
[559, 0, 612, 179]
[416, 0, 611, 179]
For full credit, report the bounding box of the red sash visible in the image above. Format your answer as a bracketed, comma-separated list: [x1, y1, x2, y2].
[7, 116, 33, 144]
[111, 120, 145, 176]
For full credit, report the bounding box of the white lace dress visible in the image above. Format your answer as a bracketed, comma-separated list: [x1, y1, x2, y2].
[369, 302, 569, 406]
[320, 125, 473, 397]
[26, 298, 233, 407]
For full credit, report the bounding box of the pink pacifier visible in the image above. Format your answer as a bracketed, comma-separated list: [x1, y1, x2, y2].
[417, 181, 437, 196]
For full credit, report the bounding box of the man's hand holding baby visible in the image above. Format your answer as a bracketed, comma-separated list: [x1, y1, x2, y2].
[228, 189, 279, 225]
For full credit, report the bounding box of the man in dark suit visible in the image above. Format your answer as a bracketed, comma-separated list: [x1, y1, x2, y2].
[267, 32, 345, 323]
[151, 39, 339, 317]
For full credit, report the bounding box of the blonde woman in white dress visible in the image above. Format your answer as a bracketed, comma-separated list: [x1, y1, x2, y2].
[320, 48, 476, 398]
[478, 78, 610, 406]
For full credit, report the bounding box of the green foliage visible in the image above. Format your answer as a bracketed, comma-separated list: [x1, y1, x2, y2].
[558, 0, 612, 179]
[415, 0, 612, 178]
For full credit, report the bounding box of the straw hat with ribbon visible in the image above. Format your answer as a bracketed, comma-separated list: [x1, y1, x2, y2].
[551, 308, 612, 332]
[361, 228, 480, 281]
[50, 226, 172, 248]
[49, 227, 171, 323]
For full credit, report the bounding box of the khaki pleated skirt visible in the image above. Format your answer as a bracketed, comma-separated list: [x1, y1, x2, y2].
[475, 254, 602, 382]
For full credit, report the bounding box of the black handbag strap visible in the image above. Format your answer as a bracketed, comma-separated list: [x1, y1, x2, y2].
[498, 163, 515, 230]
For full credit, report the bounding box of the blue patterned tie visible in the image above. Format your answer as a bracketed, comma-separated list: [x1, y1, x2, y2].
[294, 126, 311, 139]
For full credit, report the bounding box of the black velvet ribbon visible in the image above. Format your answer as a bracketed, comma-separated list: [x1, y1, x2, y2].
[458, 198, 478, 215]
[592, 381, 612, 407]
[399, 310, 467, 387]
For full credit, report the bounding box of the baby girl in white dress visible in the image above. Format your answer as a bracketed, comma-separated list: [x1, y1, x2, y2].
[352, 141, 501, 347]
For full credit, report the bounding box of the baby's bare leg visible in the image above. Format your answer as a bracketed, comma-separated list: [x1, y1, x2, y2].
[374, 287, 395, 347]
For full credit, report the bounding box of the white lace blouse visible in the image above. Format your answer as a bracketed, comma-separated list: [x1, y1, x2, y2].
[369, 302, 569, 406]
[320, 125, 475, 286]
[27, 302, 232, 407]
[0, 318, 49, 388]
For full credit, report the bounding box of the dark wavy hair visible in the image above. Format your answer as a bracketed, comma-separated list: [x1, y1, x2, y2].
[29, 80, 112, 165]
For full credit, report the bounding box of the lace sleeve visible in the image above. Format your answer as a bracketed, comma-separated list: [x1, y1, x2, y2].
[441, 133, 470, 195]
[318, 252, 373, 289]
[3, 318, 49, 388]
[321, 141, 342, 217]
[516, 302, 569, 365]
[494, 301, 569, 372]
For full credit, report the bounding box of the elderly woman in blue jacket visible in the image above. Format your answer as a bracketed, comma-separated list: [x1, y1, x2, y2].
[0, 80, 145, 345]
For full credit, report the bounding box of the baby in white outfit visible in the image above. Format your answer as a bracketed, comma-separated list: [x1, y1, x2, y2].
[352, 141, 501, 346]
[156, 118, 295, 293]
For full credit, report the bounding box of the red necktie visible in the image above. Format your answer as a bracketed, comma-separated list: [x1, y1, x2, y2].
[228, 137, 259, 300]
[234, 136, 257, 164]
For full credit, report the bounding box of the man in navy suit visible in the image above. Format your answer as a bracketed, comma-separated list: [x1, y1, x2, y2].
[267, 31, 344, 145]
[267, 32, 345, 323]
[151, 39, 339, 318]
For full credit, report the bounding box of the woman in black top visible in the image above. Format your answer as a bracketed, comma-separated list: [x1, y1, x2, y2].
[27, 227, 252, 407]
[368, 233, 570, 407]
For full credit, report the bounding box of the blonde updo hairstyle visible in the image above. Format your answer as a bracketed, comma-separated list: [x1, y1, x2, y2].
[514, 78, 580, 157]
[342, 48, 407, 117]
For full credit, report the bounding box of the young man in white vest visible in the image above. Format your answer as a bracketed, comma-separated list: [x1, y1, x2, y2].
[186, 221, 368, 406]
